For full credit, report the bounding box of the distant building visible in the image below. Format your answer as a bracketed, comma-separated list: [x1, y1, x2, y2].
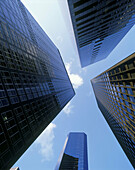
[55, 132, 88, 170]
[67, 0, 135, 67]
[91, 53, 135, 168]
[0, 0, 75, 169]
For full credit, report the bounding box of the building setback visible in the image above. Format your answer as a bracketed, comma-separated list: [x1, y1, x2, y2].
[91, 53, 135, 168]
[55, 132, 88, 170]
[0, 0, 75, 169]
[67, 0, 135, 67]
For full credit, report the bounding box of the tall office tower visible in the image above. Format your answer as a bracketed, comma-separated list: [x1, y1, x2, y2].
[0, 0, 75, 169]
[91, 53, 135, 168]
[55, 132, 88, 170]
[67, 0, 135, 67]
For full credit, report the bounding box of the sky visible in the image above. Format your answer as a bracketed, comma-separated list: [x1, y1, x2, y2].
[13, 0, 135, 170]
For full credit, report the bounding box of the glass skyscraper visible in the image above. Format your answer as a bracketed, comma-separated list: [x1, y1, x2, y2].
[67, 0, 135, 67]
[91, 53, 135, 168]
[55, 132, 88, 170]
[0, 0, 75, 169]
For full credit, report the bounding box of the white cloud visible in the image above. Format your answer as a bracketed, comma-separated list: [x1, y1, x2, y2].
[63, 102, 74, 115]
[35, 123, 56, 161]
[66, 63, 83, 89]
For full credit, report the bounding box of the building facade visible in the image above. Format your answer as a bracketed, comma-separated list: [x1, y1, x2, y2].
[0, 0, 75, 169]
[91, 53, 135, 168]
[67, 0, 135, 67]
[55, 132, 88, 170]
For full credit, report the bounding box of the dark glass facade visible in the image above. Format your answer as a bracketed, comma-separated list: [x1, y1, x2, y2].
[55, 132, 88, 170]
[67, 0, 135, 67]
[0, 0, 75, 169]
[91, 53, 135, 168]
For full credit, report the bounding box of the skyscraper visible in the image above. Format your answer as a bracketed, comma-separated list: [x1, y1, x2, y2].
[91, 53, 135, 168]
[0, 0, 75, 169]
[67, 0, 135, 67]
[55, 132, 88, 170]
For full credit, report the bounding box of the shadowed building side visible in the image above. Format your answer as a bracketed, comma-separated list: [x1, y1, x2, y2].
[0, 0, 75, 169]
[67, 0, 135, 67]
[59, 153, 79, 170]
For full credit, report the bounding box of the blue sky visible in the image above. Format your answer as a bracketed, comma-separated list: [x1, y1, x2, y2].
[13, 0, 135, 170]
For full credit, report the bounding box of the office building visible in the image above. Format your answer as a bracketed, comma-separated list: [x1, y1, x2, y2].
[55, 132, 88, 170]
[0, 0, 75, 169]
[91, 53, 135, 168]
[67, 0, 135, 67]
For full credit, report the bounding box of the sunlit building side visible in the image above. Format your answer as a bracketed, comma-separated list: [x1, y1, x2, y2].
[10, 167, 20, 170]
[91, 53, 135, 168]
